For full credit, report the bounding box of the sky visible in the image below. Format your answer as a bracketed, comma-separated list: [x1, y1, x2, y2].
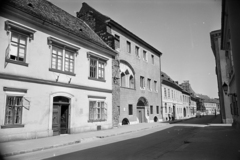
[49, 0, 222, 98]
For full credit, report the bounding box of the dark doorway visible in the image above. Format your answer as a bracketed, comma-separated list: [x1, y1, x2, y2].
[52, 96, 70, 136]
[184, 108, 186, 117]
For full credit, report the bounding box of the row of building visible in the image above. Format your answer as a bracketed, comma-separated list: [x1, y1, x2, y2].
[0, 0, 219, 142]
[210, 0, 240, 127]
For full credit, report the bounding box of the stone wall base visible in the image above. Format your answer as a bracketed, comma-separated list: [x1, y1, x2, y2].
[0, 130, 52, 143]
[222, 118, 233, 124]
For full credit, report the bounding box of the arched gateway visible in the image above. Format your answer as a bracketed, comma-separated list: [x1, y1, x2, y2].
[137, 97, 149, 123]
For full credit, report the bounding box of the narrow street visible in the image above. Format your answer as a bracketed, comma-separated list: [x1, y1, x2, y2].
[5, 115, 240, 160]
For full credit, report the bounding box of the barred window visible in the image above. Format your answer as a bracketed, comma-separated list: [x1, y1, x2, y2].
[89, 101, 107, 122]
[5, 96, 23, 125]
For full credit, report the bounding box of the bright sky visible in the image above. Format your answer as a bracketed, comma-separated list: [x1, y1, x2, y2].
[49, 0, 222, 98]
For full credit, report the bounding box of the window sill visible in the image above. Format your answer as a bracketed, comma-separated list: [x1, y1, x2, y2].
[88, 119, 106, 123]
[1, 124, 24, 129]
[88, 77, 106, 82]
[49, 68, 76, 76]
[120, 86, 135, 90]
[6, 59, 28, 67]
[140, 87, 145, 90]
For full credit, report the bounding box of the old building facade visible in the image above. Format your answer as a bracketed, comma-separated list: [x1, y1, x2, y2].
[77, 3, 163, 125]
[221, 0, 240, 128]
[210, 30, 232, 123]
[0, 0, 117, 142]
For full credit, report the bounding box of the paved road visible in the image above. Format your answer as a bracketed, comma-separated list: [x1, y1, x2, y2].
[6, 115, 240, 160]
[176, 115, 221, 125]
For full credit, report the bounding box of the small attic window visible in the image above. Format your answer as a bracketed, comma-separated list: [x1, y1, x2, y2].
[28, 3, 34, 8]
[79, 28, 83, 32]
[161, 74, 164, 77]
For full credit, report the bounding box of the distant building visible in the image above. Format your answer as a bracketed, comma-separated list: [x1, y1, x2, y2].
[221, 0, 239, 128]
[210, 30, 232, 123]
[203, 99, 219, 115]
[161, 72, 184, 120]
[77, 2, 163, 125]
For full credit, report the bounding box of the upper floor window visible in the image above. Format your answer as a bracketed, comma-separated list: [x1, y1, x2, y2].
[164, 88, 167, 98]
[140, 76, 145, 89]
[87, 52, 108, 82]
[5, 21, 36, 67]
[106, 25, 111, 34]
[168, 89, 170, 98]
[151, 55, 154, 64]
[48, 37, 79, 76]
[114, 35, 120, 51]
[127, 41, 131, 53]
[135, 46, 140, 58]
[154, 81, 157, 92]
[143, 50, 147, 61]
[147, 78, 151, 91]
[129, 75, 134, 89]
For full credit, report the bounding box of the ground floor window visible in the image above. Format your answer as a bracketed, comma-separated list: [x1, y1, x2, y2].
[5, 96, 23, 125]
[89, 101, 107, 122]
[128, 104, 133, 115]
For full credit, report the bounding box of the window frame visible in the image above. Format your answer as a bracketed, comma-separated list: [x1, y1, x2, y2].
[143, 50, 147, 61]
[147, 78, 151, 91]
[114, 34, 120, 51]
[151, 55, 154, 64]
[48, 37, 79, 76]
[128, 104, 133, 115]
[87, 52, 108, 82]
[5, 21, 36, 67]
[127, 41, 131, 53]
[88, 98, 107, 122]
[156, 106, 159, 114]
[1, 87, 28, 129]
[154, 81, 158, 92]
[150, 105, 153, 114]
[140, 76, 145, 89]
[135, 46, 140, 58]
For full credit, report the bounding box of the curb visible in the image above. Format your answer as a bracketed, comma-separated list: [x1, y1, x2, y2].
[2, 123, 169, 157]
[2, 140, 81, 157]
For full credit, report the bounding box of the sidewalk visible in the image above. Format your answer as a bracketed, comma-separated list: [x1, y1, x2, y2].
[0, 122, 170, 157]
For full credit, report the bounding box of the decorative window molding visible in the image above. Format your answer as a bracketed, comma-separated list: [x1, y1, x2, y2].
[5, 20, 36, 40]
[88, 52, 108, 81]
[1, 86, 30, 129]
[87, 52, 109, 62]
[3, 87, 27, 93]
[48, 37, 79, 76]
[5, 21, 36, 66]
[88, 95, 106, 99]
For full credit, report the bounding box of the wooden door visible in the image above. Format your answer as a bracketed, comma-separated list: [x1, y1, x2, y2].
[52, 105, 61, 136]
[60, 105, 69, 134]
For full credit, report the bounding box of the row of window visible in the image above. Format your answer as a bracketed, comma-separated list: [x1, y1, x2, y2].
[4, 95, 108, 126]
[114, 34, 155, 64]
[128, 105, 159, 115]
[163, 87, 182, 101]
[6, 21, 107, 82]
[140, 76, 158, 91]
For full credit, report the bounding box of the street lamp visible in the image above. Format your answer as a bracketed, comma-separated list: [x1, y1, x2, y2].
[222, 82, 237, 97]
[222, 82, 228, 95]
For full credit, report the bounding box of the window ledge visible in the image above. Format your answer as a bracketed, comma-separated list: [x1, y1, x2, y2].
[1, 124, 24, 129]
[49, 68, 76, 76]
[88, 119, 106, 123]
[88, 77, 106, 82]
[6, 59, 28, 67]
[120, 86, 135, 90]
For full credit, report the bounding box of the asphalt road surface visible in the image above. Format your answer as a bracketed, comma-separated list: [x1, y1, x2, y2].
[7, 115, 239, 160]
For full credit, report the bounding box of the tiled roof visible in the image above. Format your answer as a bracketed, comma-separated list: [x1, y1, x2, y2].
[161, 71, 184, 92]
[3, 0, 115, 52]
[79, 2, 162, 56]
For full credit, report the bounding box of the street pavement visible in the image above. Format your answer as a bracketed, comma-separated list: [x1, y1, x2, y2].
[1, 115, 238, 160]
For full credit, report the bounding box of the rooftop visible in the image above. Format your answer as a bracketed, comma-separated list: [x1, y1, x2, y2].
[2, 0, 116, 53]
